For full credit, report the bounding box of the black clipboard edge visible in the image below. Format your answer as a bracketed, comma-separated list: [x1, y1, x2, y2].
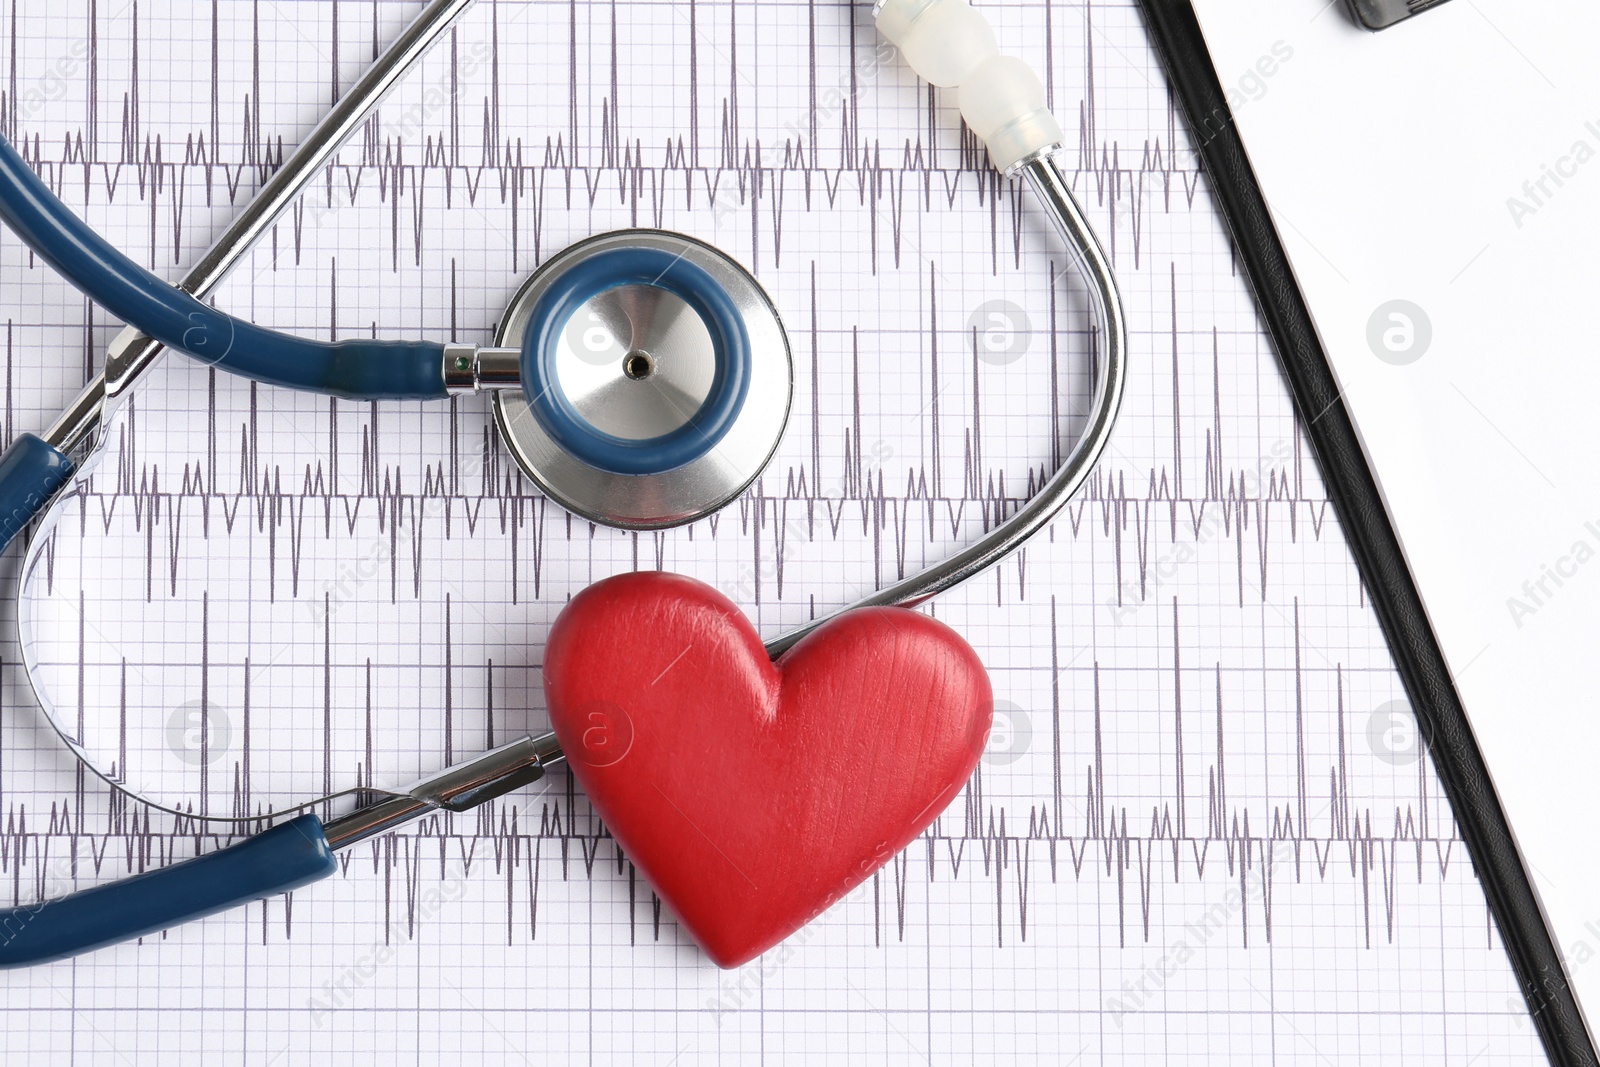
[1131, 1, 1596, 1062]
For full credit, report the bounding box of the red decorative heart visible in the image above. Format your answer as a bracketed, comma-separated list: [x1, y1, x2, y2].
[542, 571, 992, 968]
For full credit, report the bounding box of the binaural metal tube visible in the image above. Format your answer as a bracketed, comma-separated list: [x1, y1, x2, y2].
[40, 0, 478, 453]
[41, 374, 106, 454]
[321, 734, 565, 851]
[764, 147, 1128, 657]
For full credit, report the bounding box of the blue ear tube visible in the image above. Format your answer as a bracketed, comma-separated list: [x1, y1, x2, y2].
[0, 815, 338, 969]
[0, 737, 562, 968]
[0, 433, 74, 555]
[0, 136, 449, 403]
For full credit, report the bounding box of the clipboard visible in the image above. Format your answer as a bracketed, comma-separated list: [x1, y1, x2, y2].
[1135, 1, 1600, 1063]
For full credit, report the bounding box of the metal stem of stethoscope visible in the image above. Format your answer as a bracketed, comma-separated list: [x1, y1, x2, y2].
[39, 0, 479, 458]
[768, 150, 1127, 656]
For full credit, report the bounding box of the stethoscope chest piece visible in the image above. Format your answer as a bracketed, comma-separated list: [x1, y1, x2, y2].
[494, 229, 792, 529]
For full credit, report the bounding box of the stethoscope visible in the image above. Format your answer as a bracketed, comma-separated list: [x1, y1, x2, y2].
[0, 0, 1124, 967]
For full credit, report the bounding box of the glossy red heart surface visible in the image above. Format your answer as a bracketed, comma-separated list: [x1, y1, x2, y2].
[542, 571, 992, 968]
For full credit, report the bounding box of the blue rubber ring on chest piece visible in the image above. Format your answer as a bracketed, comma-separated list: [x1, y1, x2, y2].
[518, 246, 751, 476]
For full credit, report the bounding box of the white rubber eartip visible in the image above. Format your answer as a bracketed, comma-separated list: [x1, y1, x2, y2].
[876, 0, 997, 87]
[958, 55, 1064, 172]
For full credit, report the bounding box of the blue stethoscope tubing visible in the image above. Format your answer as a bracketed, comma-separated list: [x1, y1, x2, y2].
[0, 0, 1127, 968]
[0, 135, 448, 404]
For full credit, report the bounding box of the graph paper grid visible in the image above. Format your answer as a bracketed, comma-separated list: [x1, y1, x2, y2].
[0, 1, 1549, 1064]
